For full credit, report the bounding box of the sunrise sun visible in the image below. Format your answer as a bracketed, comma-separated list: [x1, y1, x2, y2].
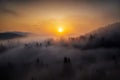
[58, 27, 64, 33]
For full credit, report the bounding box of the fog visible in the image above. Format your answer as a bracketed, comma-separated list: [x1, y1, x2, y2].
[0, 22, 120, 80]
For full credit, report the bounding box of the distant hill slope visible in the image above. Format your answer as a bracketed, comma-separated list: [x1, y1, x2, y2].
[71, 22, 120, 49]
[86, 22, 120, 48]
[89, 22, 120, 38]
[0, 32, 28, 40]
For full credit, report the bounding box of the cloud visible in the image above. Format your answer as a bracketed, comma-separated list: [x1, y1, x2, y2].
[0, 22, 120, 80]
[0, 7, 18, 16]
[0, 0, 120, 3]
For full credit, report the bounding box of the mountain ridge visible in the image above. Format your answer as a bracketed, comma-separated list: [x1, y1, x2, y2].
[0, 31, 29, 40]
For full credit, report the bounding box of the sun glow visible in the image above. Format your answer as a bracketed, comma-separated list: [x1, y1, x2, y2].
[58, 27, 64, 33]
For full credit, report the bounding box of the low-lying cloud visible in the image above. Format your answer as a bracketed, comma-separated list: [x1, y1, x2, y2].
[0, 22, 120, 80]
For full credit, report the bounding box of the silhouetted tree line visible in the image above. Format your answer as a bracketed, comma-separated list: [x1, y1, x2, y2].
[70, 33, 120, 49]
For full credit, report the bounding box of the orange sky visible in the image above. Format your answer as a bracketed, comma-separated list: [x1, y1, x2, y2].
[0, 1, 120, 37]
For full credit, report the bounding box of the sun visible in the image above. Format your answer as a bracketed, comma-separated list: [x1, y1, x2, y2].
[58, 27, 64, 33]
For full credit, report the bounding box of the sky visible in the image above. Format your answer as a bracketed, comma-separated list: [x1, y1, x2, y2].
[0, 0, 120, 37]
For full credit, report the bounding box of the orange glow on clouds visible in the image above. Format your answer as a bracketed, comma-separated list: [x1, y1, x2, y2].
[0, 1, 119, 37]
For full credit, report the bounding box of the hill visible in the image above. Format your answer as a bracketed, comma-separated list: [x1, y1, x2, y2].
[0, 32, 28, 40]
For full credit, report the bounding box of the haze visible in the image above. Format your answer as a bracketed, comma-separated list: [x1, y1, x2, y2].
[0, 0, 120, 37]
